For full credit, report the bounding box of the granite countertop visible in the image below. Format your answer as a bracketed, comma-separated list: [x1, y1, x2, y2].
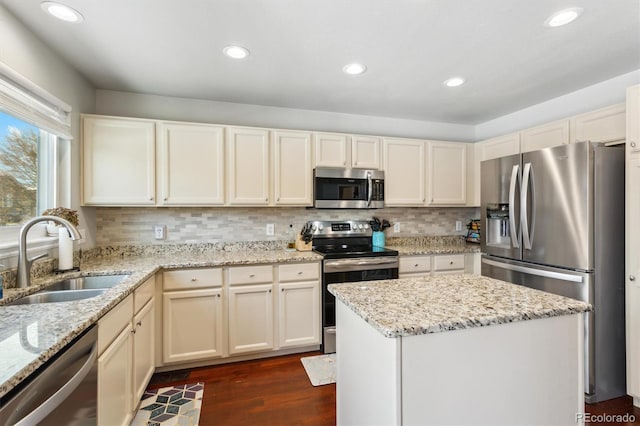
[328, 275, 591, 338]
[0, 237, 479, 400]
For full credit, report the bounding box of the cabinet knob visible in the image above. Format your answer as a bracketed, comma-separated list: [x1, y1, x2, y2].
[217, 294, 221, 298]
[268, 289, 272, 293]
[149, 197, 154, 201]
[191, 278, 197, 282]
[450, 261, 454, 265]
[131, 329, 136, 334]
[631, 141, 637, 148]
[164, 197, 168, 201]
[414, 264, 419, 267]
[249, 274, 255, 278]
[631, 275, 636, 281]
[265, 198, 268, 202]
[281, 288, 284, 292]
[298, 271, 303, 275]
[137, 321, 142, 327]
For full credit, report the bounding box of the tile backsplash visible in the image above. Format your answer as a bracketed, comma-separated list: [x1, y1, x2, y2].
[95, 207, 480, 245]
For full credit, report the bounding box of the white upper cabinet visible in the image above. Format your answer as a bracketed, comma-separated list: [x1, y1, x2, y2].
[158, 122, 225, 205]
[520, 119, 570, 153]
[226, 127, 270, 205]
[383, 138, 426, 206]
[82, 115, 156, 206]
[570, 103, 626, 143]
[478, 133, 521, 161]
[628, 85, 640, 156]
[272, 130, 313, 206]
[426, 141, 467, 205]
[351, 135, 381, 169]
[314, 132, 349, 167]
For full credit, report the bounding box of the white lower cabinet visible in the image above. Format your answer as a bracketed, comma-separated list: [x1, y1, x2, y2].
[98, 276, 156, 426]
[433, 254, 465, 275]
[399, 255, 432, 278]
[162, 268, 225, 363]
[228, 283, 274, 355]
[278, 262, 321, 348]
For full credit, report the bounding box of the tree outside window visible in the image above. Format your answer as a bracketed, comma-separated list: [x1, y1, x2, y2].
[0, 112, 38, 225]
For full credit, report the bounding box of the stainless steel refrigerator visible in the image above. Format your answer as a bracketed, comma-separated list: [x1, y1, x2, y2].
[480, 141, 625, 403]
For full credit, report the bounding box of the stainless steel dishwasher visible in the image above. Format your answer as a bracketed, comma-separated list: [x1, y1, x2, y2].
[0, 325, 98, 425]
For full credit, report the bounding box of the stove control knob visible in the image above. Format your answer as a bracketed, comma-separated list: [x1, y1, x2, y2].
[318, 224, 324, 231]
[357, 224, 363, 230]
[364, 223, 369, 229]
[312, 225, 317, 231]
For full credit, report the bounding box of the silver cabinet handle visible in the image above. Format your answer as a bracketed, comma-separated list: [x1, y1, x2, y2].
[631, 141, 637, 148]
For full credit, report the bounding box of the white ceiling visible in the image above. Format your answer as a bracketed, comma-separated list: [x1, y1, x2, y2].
[2, 0, 639, 125]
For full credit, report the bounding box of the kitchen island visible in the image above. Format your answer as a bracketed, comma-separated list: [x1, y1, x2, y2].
[329, 275, 591, 425]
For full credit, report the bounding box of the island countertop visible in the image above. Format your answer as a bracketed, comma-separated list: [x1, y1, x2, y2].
[328, 274, 591, 338]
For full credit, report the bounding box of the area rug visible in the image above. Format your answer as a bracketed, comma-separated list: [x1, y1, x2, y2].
[130, 382, 204, 426]
[301, 354, 336, 386]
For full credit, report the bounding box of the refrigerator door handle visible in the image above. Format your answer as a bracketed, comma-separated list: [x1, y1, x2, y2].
[521, 162, 536, 250]
[508, 164, 520, 248]
[482, 258, 583, 283]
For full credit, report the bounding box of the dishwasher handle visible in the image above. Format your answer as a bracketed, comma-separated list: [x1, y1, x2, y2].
[15, 341, 98, 426]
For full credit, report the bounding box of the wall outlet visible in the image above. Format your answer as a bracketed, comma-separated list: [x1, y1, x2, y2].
[266, 223, 275, 236]
[154, 225, 166, 240]
[455, 220, 463, 231]
[394, 222, 400, 233]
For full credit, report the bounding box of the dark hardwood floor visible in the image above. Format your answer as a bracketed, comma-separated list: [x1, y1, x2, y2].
[148, 351, 640, 425]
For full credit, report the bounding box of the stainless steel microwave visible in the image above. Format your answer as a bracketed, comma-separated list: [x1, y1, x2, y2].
[313, 167, 384, 209]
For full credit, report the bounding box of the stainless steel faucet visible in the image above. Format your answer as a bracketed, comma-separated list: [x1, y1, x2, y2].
[17, 216, 81, 289]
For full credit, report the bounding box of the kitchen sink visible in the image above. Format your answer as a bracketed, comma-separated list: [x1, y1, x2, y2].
[6, 274, 130, 306]
[41, 274, 130, 291]
[8, 289, 108, 305]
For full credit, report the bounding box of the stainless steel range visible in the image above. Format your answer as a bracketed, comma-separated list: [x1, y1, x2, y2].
[309, 220, 399, 353]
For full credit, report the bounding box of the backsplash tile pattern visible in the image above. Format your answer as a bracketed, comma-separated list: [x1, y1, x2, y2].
[95, 207, 480, 245]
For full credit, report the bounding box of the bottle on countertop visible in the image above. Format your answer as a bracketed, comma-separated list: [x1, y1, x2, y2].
[286, 224, 296, 251]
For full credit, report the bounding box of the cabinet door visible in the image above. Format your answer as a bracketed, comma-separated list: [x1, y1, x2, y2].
[427, 141, 466, 205]
[627, 85, 640, 156]
[383, 138, 426, 206]
[478, 133, 520, 161]
[133, 299, 155, 406]
[226, 127, 270, 205]
[571, 103, 626, 143]
[627, 157, 640, 397]
[399, 255, 432, 278]
[278, 281, 320, 348]
[352, 135, 381, 169]
[228, 284, 274, 354]
[82, 115, 155, 206]
[98, 324, 133, 426]
[314, 133, 349, 167]
[272, 130, 313, 205]
[158, 122, 224, 205]
[433, 254, 465, 275]
[520, 120, 570, 153]
[163, 288, 224, 363]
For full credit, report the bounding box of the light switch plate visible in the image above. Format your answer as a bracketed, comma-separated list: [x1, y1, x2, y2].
[266, 224, 275, 236]
[455, 221, 462, 231]
[394, 223, 400, 233]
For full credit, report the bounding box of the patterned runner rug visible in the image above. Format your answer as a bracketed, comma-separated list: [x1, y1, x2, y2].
[301, 354, 337, 386]
[130, 382, 204, 426]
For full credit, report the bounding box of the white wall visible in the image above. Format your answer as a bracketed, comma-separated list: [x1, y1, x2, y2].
[95, 90, 477, 142]
[475, 70, 640, 141]
[0, 5, 96, 246]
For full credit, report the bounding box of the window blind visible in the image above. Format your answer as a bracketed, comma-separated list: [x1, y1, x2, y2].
[0, 61, 72, 140]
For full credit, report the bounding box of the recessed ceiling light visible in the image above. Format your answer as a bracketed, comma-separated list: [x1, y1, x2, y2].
[343, 63, 367, 75]
[443, 77, 465, 87]
[40, 1, 84, 23]
[223, 46, 250, 59]
[544, 7, 583, 27]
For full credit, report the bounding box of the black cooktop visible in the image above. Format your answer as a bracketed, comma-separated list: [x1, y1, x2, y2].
[313, 244, 398, 259]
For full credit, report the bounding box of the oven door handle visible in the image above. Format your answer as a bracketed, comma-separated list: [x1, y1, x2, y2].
[324, 257, 399, 273]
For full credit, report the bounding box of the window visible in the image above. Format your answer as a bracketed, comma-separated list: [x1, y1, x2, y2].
[0, 111, 56, 226]
[0, 62, 71, 250]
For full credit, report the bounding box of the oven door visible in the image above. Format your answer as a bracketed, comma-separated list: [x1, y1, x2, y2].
[322, 257, 399, 353]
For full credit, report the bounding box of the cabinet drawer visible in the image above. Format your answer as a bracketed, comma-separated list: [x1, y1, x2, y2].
[399, 255, 432, 274]
[228, 265, 273, 285]
[433, 254, 465, 271]
[163, 268, 222, 291]
[278, 262, 320, 282]
[98, 294, 133, 356]
[134, 276, 155, 313]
